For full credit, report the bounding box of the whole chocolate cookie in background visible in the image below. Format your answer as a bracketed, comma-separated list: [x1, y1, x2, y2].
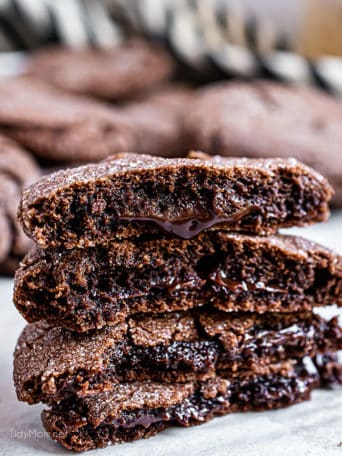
[0, 135, 40, 274]
[26, 40, 175, 100]
[0, 78, 191, 163]
[185, 81, 342, 206]
[0, 77, 135, 163]
[13, 311, 342, 404]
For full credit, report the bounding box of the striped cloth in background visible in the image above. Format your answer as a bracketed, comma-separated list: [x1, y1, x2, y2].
[0, 0, 341, 96]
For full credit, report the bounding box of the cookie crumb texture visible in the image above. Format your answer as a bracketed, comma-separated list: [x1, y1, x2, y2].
[14, 232, 342, 332]
[18, 153, 332, 249]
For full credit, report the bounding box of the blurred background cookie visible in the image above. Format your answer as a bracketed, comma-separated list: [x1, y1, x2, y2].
[0, 78, 192, 163]
[26, 40, 176, 100]
[0, 135, 40, 273]
[185, 81, 342, 206]
[120, 85, 194, 157]
[0, 77, 135, 163]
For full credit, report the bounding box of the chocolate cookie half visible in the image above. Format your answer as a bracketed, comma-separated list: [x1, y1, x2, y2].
[14, 232, 342, 331]
[41, 364, 318, 452]
[27, 40, 175, 100]
[185, 81, 342, 206]
[18, 152, 332, 249]
[13, 310, 341, 404]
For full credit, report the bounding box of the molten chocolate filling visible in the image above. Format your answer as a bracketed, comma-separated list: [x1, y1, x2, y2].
[209, 270, 288, 294]
[119, 207, 258, 239]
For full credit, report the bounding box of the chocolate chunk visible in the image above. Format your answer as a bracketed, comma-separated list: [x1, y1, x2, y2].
[185, 81, 342, 206]
[41, 364, 318, 451]
[13, 310, 341, 405]
[18, 152, 332, 249]
[14, 232, 342, 332]
[27, 41, 175, 100]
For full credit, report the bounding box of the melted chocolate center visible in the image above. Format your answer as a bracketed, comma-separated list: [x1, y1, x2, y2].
[120, 206, 257, 239]
[209, 270, 288, 294]
[111, 412, 166, 429]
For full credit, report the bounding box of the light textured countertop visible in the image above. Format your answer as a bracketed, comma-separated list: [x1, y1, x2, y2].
[1, 212, 342, 456]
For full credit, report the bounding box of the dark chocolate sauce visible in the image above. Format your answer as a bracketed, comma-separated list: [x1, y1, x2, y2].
[120, 206, 257, 239]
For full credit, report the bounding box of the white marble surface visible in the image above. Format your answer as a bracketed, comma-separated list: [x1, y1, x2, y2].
[1, 212, 342, 456]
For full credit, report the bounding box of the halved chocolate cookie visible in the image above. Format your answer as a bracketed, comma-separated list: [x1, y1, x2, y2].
[13, 310, 341, 404]
[14, 232, 342, 331]
[18, 152, 333, 249]
[41, 364, 318, 452]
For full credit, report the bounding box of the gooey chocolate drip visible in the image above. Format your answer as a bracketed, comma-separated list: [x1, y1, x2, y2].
[120, 206, 258, 239]
[209, 270, 288, 294]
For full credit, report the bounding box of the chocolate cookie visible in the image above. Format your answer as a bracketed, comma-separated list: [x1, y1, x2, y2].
[0, 135, 40, 273]
[120, 85, 193, 156]
[185, 81, 342, 205]
[18, 152, 332, 249]
[0, 135, 40, 186]
[14, 232, 342, 332]
[13, 311, 342, 404]
[0, 78, 134, 163]
[0, 78, 191, 163]
[27, 40, 175, 100]
[41, 364, 318, 451]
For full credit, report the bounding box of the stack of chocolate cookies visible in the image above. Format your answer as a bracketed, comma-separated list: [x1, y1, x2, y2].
[13, 152, 342, 452]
